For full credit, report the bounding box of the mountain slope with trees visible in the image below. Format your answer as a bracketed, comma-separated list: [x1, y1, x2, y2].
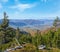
[0, 12, 60, 52]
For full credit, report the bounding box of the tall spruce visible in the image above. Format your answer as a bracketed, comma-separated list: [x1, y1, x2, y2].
[0, 12, 15, 43]
[1, 12, 9, 29]
[0, 12, 9, 43]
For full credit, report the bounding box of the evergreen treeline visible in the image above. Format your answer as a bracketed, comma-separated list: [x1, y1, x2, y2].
[0, 12, 60, 52]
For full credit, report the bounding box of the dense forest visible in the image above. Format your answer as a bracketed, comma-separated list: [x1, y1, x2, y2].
[0, 12, 60, 52]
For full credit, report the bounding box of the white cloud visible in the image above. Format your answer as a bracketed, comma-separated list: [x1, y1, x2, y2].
[0, 3, 2, 9]
[0, 0, 8, 3]
[10, 3, 36, 12]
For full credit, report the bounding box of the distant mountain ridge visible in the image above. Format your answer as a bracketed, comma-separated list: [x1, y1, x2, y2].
[0, 19, 54, 30]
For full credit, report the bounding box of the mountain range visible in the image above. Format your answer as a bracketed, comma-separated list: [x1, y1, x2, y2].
[0, 19, 54, 30]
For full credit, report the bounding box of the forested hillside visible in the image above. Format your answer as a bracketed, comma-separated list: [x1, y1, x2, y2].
[0, 12, 60, 52]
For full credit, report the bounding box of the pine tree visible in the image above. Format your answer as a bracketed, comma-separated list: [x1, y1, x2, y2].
[0, 12, 15, 43]
[32, 30, 41, 51]
[0, 12, 9, 43]
[53, 16, 60, 27]
[1, 12, 9, 29]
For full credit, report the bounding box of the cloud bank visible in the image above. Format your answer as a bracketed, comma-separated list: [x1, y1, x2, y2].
[10, 3, 37, 12]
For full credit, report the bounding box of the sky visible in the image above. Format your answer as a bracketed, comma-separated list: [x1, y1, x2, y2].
[0, 0, 60, 19]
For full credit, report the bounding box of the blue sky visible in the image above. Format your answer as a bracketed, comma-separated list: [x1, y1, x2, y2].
[0, 0, 60, 19]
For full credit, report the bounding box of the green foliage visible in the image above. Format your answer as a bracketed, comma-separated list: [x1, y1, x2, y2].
[16, 27, 20, 40]
[31, 29, 60, 50]
[0, 12, 15, 44]
[53, 16, 60, 27]
[0, 12, 60, 52]
[18, 34, 32, 44]
[1, 12, 9, 29]
[31, 30, 42, 51]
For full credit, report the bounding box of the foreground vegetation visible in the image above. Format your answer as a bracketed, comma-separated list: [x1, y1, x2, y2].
[0, 12, 60, 52]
